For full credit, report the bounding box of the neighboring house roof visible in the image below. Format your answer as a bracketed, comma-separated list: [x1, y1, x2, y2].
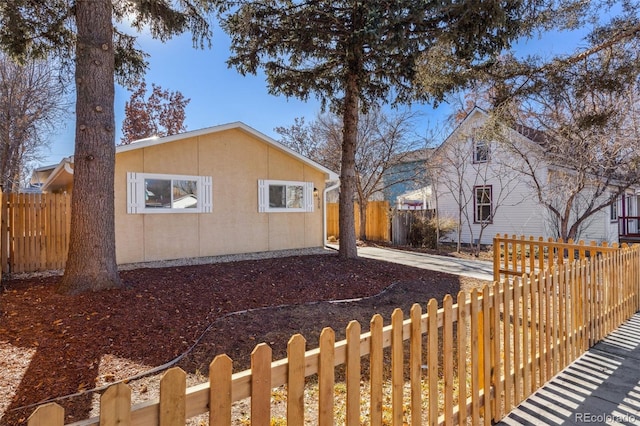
[390, 147, 433, 164]
[41, 156, 74, 193]
[29, 163, 60, 187]
[39, 122, 339, 192]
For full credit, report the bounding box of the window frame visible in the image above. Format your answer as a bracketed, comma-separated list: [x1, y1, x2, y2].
[610, 196, 618, 222]
[258, 179, 314, 213]
[127, 172, 212, 214]
[472, 137, 490, 164]
[474, 185, 493, 224]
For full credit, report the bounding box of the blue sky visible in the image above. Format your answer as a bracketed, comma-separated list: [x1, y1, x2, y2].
[40, 21, 590, 166]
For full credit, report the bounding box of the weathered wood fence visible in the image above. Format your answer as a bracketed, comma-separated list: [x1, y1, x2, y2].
[326, 201, 390, 242]
[493, 234, 621, 281]
[0, 192, 71, 274]
[29, 238, 640, 425]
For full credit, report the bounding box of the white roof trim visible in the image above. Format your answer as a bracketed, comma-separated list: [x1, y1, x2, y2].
[117, 121, 339, 181]
[41, 156, 74, 193]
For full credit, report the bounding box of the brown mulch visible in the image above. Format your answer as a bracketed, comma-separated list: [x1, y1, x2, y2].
[0, 252, 490, 425]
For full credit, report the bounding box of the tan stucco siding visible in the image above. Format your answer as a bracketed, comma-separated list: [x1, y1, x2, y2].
[114, 128, 327, 264]
[114, 149, 144, 264]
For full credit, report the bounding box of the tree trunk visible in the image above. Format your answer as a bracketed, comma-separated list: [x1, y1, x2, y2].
[358, 199, 368, 241]
[338, 71, 359, 259]
[57, 0, 122, 294]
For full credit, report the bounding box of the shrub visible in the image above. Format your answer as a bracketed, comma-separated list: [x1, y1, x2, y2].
[408, 217, 438, 248]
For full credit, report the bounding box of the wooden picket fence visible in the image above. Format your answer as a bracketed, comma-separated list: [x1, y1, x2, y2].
[0, 192, 71, 274]
[326, 201, 390, 242]
[29, 239, 640, 426]
[493, 234, 621, 282]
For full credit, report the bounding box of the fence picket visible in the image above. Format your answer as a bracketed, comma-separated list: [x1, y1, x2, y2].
[482, 285, 492, 426]
[522, 274, 530, 399]
[346, 321, 361, 426]
[502, 281, 512, 412]
[318, 327, 335, 426]
[410, 304, 423, 426]
[513, 278, 522, 405]
[287, 334, 306, 425]
[529, 273, 538, 393]
[443, 295, 454, 426]
[370, 314, 383, 426]
[457, 291, 468, 426]
[210, 354, 232, 426]
[470, 289, 480, 426]
[491, 284, 503, 423]
[28, 402, 64, 426]
[100, 382, 131, 426]
[427, 299, 438, 426]
[251, 343, 272, 426]
[160, 367, 186, 426]
[391, 309, 404, 425]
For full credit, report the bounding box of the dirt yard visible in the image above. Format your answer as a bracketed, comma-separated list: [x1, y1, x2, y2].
[0, 250, 490, 425]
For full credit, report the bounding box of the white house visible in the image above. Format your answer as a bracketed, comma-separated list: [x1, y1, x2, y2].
[432, 107, 636, 246]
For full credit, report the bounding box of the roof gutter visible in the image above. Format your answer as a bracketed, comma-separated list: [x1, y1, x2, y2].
[323, 181, 340, 250]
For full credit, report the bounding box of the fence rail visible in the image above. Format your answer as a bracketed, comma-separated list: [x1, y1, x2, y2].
[29, 238, 640, 426]
[493, 234, 621, 281]
[1, 192, 71, 274]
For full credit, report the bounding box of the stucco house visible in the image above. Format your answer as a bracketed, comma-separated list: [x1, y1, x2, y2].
[40, 122, 338, 264]
[432, 107, 637, 246]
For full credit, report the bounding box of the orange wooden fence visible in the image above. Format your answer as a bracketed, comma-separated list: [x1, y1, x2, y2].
[326, 201, 390, 242]
[29, 240, 640, 425]
[1, 192, 71, 274]
[493, 234, 621, 281]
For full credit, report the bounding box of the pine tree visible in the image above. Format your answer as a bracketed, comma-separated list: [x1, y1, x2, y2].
[0, 0, 212, 294]
[216, 0, 587, 259]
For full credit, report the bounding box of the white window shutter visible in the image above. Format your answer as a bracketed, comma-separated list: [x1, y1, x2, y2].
[127, 172, 144, 214]
[305, 182, 314, 212]
[201, 176, 213, 213]
[258, 180, 267, 212]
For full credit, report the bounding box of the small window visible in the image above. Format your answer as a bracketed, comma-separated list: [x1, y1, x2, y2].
[474, 185, 492, 223]
[127, 172, 212, 214]
[259, 180, 314, 213]
[610, 197, 618, 222]
[473, 138, 490, 163]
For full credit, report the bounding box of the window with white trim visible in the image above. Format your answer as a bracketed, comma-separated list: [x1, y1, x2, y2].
[258, 180, 314, 212]
[474, 185, 492, 223]
[127, 172, 212, 214]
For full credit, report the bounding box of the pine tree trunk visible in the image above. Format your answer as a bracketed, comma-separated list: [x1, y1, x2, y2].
[358, 199, 368, 241]
[338, 72, 359, 259]
[57, 0, 122, 294]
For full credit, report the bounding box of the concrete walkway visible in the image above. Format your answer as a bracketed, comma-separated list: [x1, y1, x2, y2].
[327, 244, 494, 281]
[498, 312, 640, 426]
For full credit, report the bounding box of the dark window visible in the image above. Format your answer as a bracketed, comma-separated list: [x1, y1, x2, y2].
[473, 139, 490, 163]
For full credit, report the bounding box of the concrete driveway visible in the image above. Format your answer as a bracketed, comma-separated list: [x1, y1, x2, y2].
[327, 244, 494, 281]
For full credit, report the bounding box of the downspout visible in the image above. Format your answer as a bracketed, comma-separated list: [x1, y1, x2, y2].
[323, 181, 341, 249]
